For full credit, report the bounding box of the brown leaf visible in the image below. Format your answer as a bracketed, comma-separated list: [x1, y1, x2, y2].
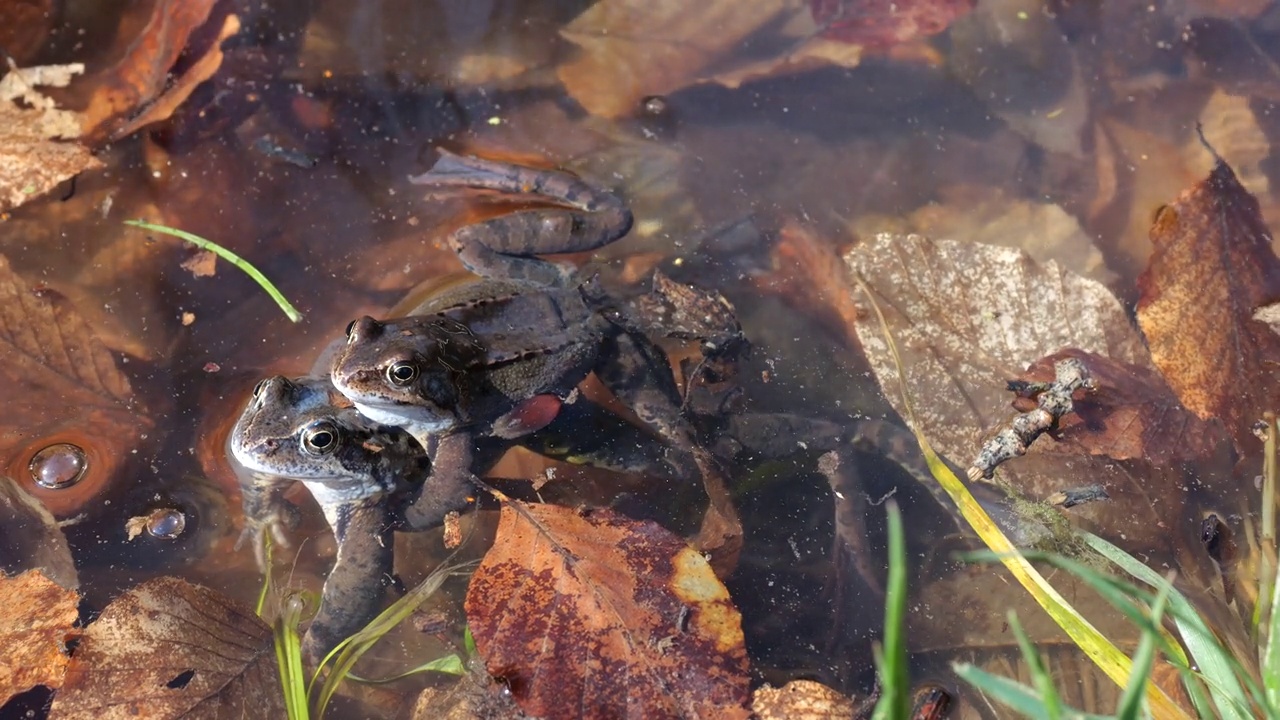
[465, 503, 752, 720]
[0, 477, 78, 590]
[1136, 155, 1280, 455]
[557, 0, 801, 118]
[180, 249, 218, 278]
[1011, 349, 1234, 467]
[845, 233, 1149, 463]
[0, 64, 102, 214]
[50, 577, 283, 719]
[0, 571, 79, 703]
[0, 254, 152, 517]
[78, 0, 219, 142]
[751, 680, 857, 719]
[0, 0, 56, 64]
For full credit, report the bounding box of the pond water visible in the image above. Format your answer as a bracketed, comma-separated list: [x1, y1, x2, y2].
[2, 0, 1275, 716]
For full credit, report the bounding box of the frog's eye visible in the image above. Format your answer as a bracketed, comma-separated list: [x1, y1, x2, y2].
[387, 361, 419, 386]
[252, 378, 269, 399]
[344, 319, 357, 342]
[301, 421, 339, 456]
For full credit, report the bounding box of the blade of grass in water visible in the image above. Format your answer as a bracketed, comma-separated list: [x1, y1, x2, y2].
[871, 502, 909, 720]
[125, 219, 303, 322]
[274, 594, 310, 720]
[256, 532, 274, 618]
[1007, 612, 1063, 720]
[1115, 580, 1171, 720]
[852, 276, 1190, 719]
[347, 654, 467, 683]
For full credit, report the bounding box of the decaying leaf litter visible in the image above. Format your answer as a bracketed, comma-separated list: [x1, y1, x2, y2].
[6, 0, 1280, 717]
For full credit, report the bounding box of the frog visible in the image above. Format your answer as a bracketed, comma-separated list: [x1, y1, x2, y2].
[329, 150, 745, 529]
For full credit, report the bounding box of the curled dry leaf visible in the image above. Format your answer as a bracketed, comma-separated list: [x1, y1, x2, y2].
[465, 503, 751, 720]
[1136, 153, 1280, 455]
[0, 254, 152, 516]
[50, 577, 282, 719]
[1011, 349, 1234, 468]
[77, 0, 220, 142]
[0, 64, 102, 213]
[751, 679, 856, 719]
[845, 233, 1149, 462]
[557, 0, 801, 118]
[0, 571, 79, 704]
[0, 477, 78, 590]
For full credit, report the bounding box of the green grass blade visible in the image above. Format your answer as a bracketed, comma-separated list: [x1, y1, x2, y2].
[347, 654, 467, 683]
[256, 532, 274, 618]
[953, 662, 1111, 720]
[871, 502, 909, 720]
[1008, 612, 1062, 720]
[125, 219, 303, 322]
[1115, 581, 1171, 720]
[274, 594, 310, 720]
[1264, 548, 1280, 712]
[1082, 532, 1256, 720]
[853, 275, 1189, 719]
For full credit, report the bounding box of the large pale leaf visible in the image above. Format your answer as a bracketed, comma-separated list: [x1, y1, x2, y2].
[0, 571, 79, 704]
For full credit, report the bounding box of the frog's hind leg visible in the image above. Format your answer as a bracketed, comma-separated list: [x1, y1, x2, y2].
[301, 499, 395, 663]
[412, 150, 633, 286]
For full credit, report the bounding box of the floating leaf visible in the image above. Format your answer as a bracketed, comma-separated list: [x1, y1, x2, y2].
[465, 503, 751, 719]
[1136, 153, 1280, 455]
[50, 577, 283, 718]
[0, 571, 79, 704]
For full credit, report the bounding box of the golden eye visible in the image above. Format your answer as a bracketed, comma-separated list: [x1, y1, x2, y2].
[301, 421, 339, 455]
[387, 361, 418, 386]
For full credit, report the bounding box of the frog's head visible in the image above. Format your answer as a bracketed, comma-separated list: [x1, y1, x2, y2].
[330, 315, 482, 434]
[229, 375, 428, 490]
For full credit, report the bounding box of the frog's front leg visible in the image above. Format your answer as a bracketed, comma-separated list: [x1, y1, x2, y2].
[300, 498, 395, 663]
[395, 431, 482, 531]
[410, 151, 633, 286]
[236, 474, 301, 571]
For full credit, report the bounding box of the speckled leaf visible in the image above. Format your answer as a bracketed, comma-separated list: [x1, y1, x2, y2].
[50, 577, 281, 720]
[751, 680, 856, 719]
[0, 65, 101, 214]
[0, 571, 79, 704]
[845, 233, 1149, 463]
[1011, 349, 1234, 467]
[465, 503, 751, 720]
[1136, 156, 1280, 455]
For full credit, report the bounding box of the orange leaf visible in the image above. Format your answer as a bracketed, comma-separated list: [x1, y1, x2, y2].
[0, 571, 79, 703]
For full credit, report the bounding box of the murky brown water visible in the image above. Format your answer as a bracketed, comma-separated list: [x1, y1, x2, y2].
[4, 0, 1277, 716]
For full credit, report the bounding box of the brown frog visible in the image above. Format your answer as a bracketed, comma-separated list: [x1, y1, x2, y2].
[329, 151, 744, 527]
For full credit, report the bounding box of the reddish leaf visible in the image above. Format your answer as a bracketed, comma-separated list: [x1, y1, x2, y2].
[0, 571, 79, 703]
[811, 0, 976, 50]
[1136, 155, 1280, 454]
[465, 503, 751, 720]
[51, 577, 282, 719]
[1011, 349, 1234, 467]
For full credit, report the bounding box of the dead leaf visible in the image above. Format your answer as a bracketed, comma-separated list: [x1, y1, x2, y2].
[50, 577, 283, 719]
[109, 13, 241, 142]
[0, 64, 102, 213]
[751, 680, 856, 719]
[0, 254, 152, 516]
[78, 0, 220, 142]
[1136, 154, 1280, 455]
[557, 0, 802, 118]
[0, 477, 78, 590]
[180, 249, 217, 278]
[0, 571, 79, 704]
[465, 503, 752, 720]
[845, 233, 1150, 463]
[1011, 349, 1234, 467]
[706, 37, 863, 89]
[0, 0, 56, 64]
[812, 0, 975, 50]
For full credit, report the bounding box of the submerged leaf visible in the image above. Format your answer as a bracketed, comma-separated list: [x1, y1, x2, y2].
[0, 477, 78, 590]
[812, 0, 975, 50]
[0, 571, 79, 704]
[51, 577, 282, 719]
[1011, 349, 1234, 467]
[465, 503, 752, 720]
[1136, 154, 1280, 455]
[751, 680, 857, 718]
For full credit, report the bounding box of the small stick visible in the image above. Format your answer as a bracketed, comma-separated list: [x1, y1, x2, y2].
[967, 357, 1094, 481]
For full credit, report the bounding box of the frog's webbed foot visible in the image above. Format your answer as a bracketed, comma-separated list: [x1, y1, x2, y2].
[410, 150, 633, 286]
[236, 480, 302, 571]
[301, 500, 395, 664]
